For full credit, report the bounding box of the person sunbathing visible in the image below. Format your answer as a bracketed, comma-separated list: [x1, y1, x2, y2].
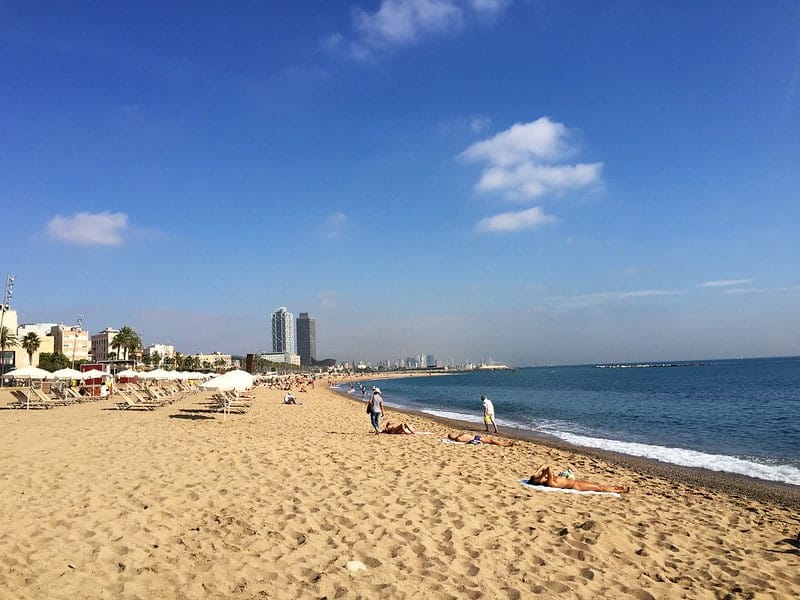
[381, 421, 416, 434]
[528, 465, 630, 493]
[446, 432, 514, 447]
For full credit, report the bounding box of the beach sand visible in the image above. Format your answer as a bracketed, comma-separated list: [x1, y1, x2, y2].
[1, 380, 798, 599]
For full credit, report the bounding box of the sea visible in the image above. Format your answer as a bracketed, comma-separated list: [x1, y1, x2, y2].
[341, 356, 800, 486]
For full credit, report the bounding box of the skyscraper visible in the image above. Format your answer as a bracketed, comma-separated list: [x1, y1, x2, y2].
[296, 312, 316, 367]
[271, 307, 295, 354]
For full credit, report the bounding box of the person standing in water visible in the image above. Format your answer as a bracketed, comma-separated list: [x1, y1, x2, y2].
[481, 395, 498, 433]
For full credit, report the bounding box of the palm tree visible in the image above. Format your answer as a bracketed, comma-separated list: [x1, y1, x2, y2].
[0, 326, 18, 375]
[111, 326, 143, 362]
[21, 332, 41, 366]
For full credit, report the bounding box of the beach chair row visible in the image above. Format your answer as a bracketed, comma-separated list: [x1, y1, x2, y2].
[207, 390, 255, 415]
[7, 383, 93, 410]
[114, 383, 191, 411]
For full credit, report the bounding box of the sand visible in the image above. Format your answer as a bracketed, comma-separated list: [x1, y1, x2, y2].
[0, 379, 798, 599]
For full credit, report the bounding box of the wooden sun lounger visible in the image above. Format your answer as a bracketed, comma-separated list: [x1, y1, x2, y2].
[114, 391, 160, 411]
[8, 389, 53, 410]
[30, 387, 72, 407]
[208, 392, 253, 414]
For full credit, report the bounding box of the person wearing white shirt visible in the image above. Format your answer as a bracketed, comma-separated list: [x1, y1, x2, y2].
[481, 395, 498, 433]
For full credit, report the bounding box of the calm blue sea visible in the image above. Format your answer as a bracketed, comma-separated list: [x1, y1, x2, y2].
[343, 357, 800, 486]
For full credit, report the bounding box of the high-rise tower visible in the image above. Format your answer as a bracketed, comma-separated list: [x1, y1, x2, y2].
[271, 307, 295, 354]
[296, 312, 316, 367]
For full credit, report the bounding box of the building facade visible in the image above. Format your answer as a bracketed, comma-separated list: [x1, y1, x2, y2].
[17, 322, 57, 338]
[91, 327, 119, 362]
[191, 352, 232, 370]
[295, 312, 316, 367]
[51, 324, 90, 362]
[260, 352, 301, 367]
[15, 322, 55, 367]
[143, 343, 175, 366]
[271, 307, 295, 354]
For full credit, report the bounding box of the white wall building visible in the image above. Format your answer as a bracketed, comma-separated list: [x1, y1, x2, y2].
[143, 343, 175, 365]
[260, 352, 301, 367]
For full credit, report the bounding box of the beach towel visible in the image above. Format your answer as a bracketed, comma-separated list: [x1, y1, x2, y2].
[518, 479, 621, 498]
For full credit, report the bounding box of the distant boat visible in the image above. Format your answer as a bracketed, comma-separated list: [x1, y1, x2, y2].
[476, 363, 510, 371]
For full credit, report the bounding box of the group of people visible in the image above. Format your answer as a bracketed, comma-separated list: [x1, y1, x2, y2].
[362, 385, 630, 493]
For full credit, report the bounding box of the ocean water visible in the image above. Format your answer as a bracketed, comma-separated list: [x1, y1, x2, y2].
[344, 357, 800, 486]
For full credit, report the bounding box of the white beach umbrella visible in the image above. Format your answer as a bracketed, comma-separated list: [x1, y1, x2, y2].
[200, 369, 255, 391]
[115, 369, 140, 378]
[80, 369, 109, 379]
[8, 366, 56, 380]
[52, 368, 84, 379]
[143, 368, 171, 380]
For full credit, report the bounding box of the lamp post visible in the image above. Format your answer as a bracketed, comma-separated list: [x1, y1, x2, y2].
[0, 274, 15, 384]
[71, 313, 83, 369]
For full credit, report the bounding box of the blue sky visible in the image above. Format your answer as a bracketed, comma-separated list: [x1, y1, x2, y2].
[2, 1, 799, 365]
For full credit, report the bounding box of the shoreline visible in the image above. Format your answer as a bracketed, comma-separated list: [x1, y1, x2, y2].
[334, 378, 800, 510]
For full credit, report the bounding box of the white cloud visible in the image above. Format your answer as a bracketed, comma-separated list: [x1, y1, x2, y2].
[468, 115, 492, 134]
[334, 0, 511, 58]
[462, 117, 603, 200]
[319, 290, 338, 310]
[354, 0, 463, 47]
[463, 117, 572, 165]
[724, 285, 800, 295]
[551, 289, 684, 308]
[698, 279, 754, 288]
[323, 212, 347, 238]
[44, 212, 128, 246]
[475, 206, 556, 233]
[470, 0, 509, 14]
[476, 162, 603, 199]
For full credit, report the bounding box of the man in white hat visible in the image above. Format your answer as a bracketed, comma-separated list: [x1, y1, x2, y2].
[368, 387, 384, 434]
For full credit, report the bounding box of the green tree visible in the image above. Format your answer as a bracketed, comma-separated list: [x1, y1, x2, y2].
[111, 325, 143, 361]
[21, 332, 41, 365]
[0, 325, 17, 354]
[151, 351, 162, 367]
[0, 325, 17, 377]
[38, 352, 71, 371]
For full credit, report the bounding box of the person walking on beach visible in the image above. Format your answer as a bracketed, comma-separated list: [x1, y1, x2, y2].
[368, 387, 384, 434]
[482, 395, 498, 433]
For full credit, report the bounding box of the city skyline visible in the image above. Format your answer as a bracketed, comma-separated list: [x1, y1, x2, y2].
[2, 2, 798, 365]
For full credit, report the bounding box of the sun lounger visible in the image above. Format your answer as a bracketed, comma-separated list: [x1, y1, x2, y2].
[208, 392, 252, 414]
[30, 387, 72, 407]
[114, 390, 160, 411]
[8, 389, 53, 409]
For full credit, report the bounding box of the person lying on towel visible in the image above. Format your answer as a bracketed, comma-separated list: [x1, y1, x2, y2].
[528, 466, 630, 494]
[446, 432, 514, 447]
